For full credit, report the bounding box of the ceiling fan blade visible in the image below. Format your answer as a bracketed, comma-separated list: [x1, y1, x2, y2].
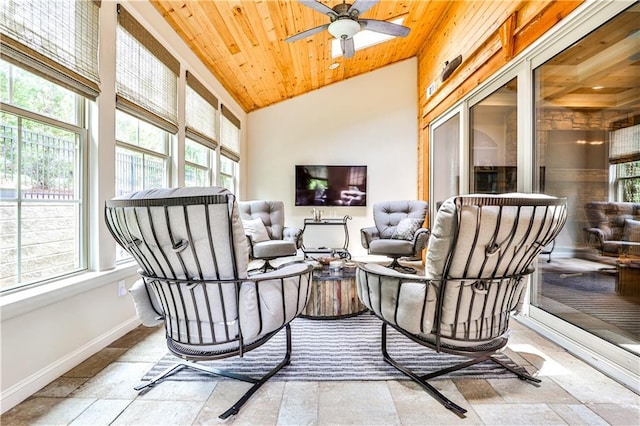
[348, 0, 378, 16]
[341, 37, 355, 58]
[285, 23, 330, 42]
[360, 19, 410, 37]
[298, 0, 337, 18]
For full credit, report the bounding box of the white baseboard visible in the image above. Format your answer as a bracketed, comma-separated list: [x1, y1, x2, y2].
[1, 317, 140, 414]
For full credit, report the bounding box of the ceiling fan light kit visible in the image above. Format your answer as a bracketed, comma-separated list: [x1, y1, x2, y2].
[328, 18, 361, 39]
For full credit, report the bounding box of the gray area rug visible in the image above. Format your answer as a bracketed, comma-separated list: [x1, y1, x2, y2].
[141, 313, 527, 383]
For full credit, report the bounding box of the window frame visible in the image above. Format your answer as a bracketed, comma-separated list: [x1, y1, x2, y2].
[1, 95, 88, 292]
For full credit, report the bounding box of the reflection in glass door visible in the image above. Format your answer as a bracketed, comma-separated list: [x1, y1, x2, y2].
[430, 112, 460, 215]
[532, 4, 639, 359]
[470, 78, 518, 194]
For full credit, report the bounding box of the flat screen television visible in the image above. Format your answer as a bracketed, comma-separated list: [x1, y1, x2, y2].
[295, 165, 367, 206]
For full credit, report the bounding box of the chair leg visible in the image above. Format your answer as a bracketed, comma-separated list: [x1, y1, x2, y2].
[134, 363, 189, 392]
[386, 258, 417, 274]
[381, 324, 467, 417]
[416, 346, 541, 385]
[219, 324, 293, 419]
[134, 324, 293, 420]
[248, 259, 277, 274]
[260, 260, 277, 272]
[380, 323, 542, 417]
[490, 354, 541, 383]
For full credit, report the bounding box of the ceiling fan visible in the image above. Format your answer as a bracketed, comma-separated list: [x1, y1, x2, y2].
[285, 0, 410, 58]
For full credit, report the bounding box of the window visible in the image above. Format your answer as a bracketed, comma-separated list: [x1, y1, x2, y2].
[115, 110, 170, 196]
[331, 16, 406, 58]
[610, 124, 640, 202]
[185, 138, 214, 187]
[615, 160, 640, 202]
[185, 71, 218, 144]
[116, 5, 179, 133]
[219, 154, 238, 193]
[0, 60, 79, 125]
[1, 63, 86, 291]
[114, 5, 177, 198]
[0, 0, 98, 291]
[0, 0, 100, 99]
[220, 105, 241, 192]
[184, 72, 218, 187]
[114, 110, 170, 261]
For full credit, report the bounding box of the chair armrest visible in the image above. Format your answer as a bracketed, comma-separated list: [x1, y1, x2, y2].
[583, 227, 605, 248]
[249, 261, 313, 281]
[240, 262, 314, 338]
[361, 227, 379, 249]
[283, 226, 303, 248]
[129, 279, 164, 327]
[356, 263, 436, 335]
[412, 228, 431, 251]
[359, 262, 428, 279]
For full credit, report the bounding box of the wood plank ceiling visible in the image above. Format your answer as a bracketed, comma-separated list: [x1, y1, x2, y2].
[150, 0, 450, 112]
[151, 1, 639, 114]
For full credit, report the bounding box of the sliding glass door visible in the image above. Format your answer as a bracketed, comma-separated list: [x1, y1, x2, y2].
[531, 4, 639, 359]
[428, 1, 638, 388]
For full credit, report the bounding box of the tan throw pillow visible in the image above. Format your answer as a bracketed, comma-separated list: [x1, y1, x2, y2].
[242, 218, 270, 243]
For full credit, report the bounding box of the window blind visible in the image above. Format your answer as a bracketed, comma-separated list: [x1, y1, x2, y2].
[220, 105, 241, 161]
[186, 71, 218, 149]
[0, 0, 100, 99]
[609, 124, 640, 164]
[116, 5, 179, 133]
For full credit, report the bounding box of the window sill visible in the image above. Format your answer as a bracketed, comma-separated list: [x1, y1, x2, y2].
[0, 262, 139, 321]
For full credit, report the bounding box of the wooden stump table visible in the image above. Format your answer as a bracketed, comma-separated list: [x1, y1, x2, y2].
[301, 267, 367, 319]
[616, 258, 640, 297]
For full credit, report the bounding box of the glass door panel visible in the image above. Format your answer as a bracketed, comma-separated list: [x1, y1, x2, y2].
[430, 112, 460, 216]
[532, 4, 640, 357]
[470, 78, 518, 194]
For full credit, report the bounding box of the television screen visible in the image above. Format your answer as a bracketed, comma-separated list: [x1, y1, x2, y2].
[295, 165, 367, 206]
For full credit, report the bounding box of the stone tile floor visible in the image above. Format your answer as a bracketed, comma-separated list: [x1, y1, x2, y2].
[2, 317, 639, 425]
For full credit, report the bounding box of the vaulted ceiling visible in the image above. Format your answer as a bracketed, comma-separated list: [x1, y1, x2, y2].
[150, 0, 452, 112]
[150, 1, 639, 114]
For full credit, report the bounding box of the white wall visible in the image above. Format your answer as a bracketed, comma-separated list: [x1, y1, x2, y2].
[245, 58, 419, 257]
[0, 0, 246, 413]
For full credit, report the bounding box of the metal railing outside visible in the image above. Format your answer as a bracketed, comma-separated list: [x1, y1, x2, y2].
[1, 124, 76, 200]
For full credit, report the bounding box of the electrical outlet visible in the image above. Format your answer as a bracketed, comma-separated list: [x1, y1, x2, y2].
[118, 280, 127, 297]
